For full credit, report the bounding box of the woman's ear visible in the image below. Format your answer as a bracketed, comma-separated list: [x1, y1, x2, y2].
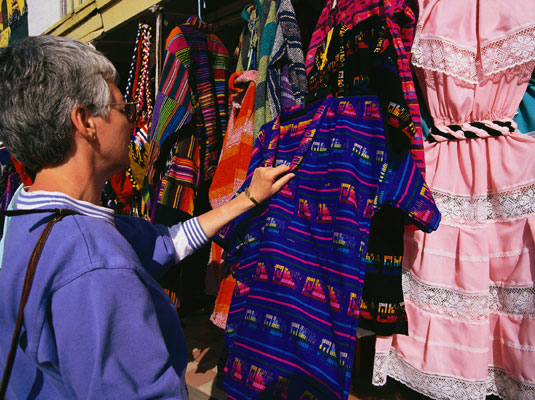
[71, 106, 97, 142]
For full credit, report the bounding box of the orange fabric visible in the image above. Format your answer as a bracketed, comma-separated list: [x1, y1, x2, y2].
[208, 71, 257, 329]
[11, 157, 33, 186]
[208, 70, 257, 208]
[210, 245, 236, 330]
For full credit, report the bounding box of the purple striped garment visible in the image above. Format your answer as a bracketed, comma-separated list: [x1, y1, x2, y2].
[304, 0, 425, 175]
[216, 95, 440, 400]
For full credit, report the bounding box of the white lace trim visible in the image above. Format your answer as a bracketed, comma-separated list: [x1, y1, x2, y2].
[402, 271, 489, 322]
[412, 24, 535, 85]
[405, 237, 535, 261]
[491, 337, 535, 352]
[488, 368, 535, 400]
[373, 350, 535, 400]
[482, 25, 535, 76]
[489, 285, 535, 318]
[431, 184, 535, 226]
[403, 272, 535, 320]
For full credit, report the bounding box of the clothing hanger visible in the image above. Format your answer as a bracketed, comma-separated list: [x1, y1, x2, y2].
[279, 85, 332, 123]
[197, 0, 206, 21]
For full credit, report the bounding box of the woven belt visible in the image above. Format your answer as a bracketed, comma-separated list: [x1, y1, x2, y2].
[427, 120, 517, 143]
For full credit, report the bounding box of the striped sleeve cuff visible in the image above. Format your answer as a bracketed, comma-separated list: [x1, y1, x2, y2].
[183, 217, 209, 250]
[169, 217, 209, 262]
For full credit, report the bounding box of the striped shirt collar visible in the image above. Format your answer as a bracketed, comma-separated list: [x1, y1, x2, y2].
[15, 186, 115, 224]
[185, 16, 212, 32]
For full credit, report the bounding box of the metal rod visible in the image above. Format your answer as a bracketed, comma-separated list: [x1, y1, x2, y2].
[154, 6, 163, 96]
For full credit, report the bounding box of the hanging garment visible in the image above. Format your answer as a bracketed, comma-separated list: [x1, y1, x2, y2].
[253, 0, 309, 141]
[235, 3, 259, 73]
[307, 16, 424, 335]
[304, 0, 425, 175]
[146, 16, 228, 219]
[208, 70, 258, 325]
[146, 42, 193, 215]
[266, 0, 308, 118]
[209, 70, 258, 209]
[103, 23, 153, 217]
[373, 2, 535, 399]
[215, 95, 440, 400]
[253, 0, 278, 139]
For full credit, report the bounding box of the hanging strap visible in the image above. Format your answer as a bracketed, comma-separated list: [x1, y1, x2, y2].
[0, 208, 80, 399]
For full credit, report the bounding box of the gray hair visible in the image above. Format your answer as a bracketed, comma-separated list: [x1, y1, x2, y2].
[0, 35, 119, 171]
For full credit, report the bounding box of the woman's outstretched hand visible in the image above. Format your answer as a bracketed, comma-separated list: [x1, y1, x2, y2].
[245, 164, 295, 205]
[197, 165, 295, 239]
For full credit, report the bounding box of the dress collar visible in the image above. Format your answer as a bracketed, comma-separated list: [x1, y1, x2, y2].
[185, 15, 212, 32]
[15, 186, 115, 224]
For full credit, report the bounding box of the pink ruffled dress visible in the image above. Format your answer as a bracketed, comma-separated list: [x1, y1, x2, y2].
[373, 1, 535, 399]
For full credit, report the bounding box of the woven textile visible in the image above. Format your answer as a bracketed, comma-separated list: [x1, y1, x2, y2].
[267, 0, 308, 117]
[304, 0, 425, 175]
[253, 0, 278, 140]
[146, 17, 228, 218]
[307, 16, 425, 335]
[216, 95, 440, 400]
[209, 70, 257, 209]
[208, 71, 257, 327]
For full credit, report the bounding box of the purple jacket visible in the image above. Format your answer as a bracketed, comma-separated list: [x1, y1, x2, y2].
[0, 187, 208, 399]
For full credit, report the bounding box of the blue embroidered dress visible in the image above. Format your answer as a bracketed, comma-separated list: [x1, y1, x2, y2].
[216, 94, 440, 399]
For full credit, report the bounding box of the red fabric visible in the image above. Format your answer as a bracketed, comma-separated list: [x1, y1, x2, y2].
[11, 156, 33, 186]
[109, 169, 135, 210]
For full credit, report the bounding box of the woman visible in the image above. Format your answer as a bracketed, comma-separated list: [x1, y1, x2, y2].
[0, 35, 293, 398]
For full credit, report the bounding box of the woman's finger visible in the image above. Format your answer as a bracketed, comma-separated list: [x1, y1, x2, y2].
[271, 172, 295, 192]
[267, 164, 291, 181]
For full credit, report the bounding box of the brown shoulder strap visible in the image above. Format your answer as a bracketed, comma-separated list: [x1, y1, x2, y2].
[0, 209, 80, 399]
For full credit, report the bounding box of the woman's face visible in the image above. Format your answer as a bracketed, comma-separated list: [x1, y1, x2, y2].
[93, 82, 135, 177]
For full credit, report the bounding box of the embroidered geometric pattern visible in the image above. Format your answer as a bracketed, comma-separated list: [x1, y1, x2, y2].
[218, 96, 440, 400]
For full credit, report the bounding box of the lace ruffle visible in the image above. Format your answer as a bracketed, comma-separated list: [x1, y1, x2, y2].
[431, 183, 535, 226]
[403, 271, 535, 320]
[403, 271, 488, 322]
[490, 285, 535, 317]
[373, 350, 535, 400]
[412, 24, 535, 86]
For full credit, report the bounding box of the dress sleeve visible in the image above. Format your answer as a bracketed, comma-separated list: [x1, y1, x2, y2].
[376, 153, 441, 233]
[48, 268, 188, 398]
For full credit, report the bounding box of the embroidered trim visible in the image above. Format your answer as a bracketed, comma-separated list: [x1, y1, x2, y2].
[491, 337, 535, 352]
[402, 271, 489, 322]
[489, 285, 535, 317]
[405, 237, 535, 262]
[403, 271, 535, 320]
[373, 350, 535, 400]
[412, 24, 535, 85]
[431, 183, 535, 226]
[488, 367, 535, 400]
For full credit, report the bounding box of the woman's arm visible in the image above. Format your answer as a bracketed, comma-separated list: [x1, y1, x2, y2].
[197, 164, 294, 238]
